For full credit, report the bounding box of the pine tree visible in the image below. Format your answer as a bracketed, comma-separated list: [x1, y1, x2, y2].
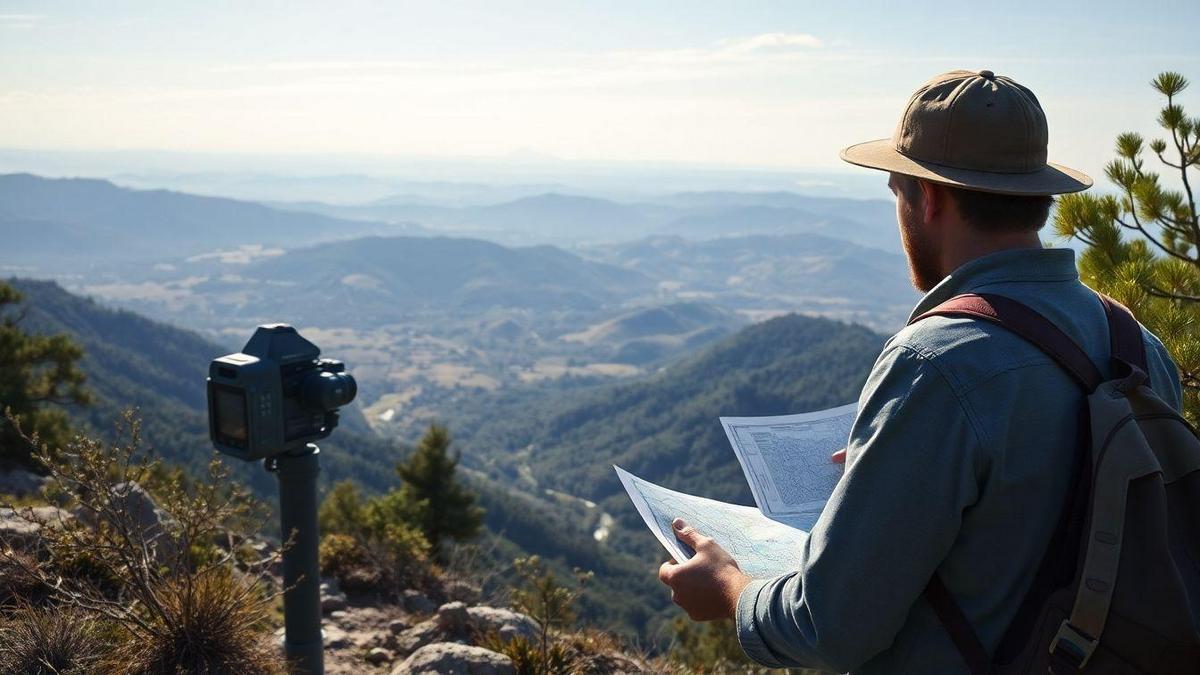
[396, 424, 483, 557]
[0, 281, 91, 468]
[1055, 72, 1200, 425]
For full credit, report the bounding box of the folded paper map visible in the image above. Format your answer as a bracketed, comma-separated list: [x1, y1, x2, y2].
[616, 402, 857, 579]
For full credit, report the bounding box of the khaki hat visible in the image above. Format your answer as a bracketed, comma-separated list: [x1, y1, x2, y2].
[840, 69, 1092, 195]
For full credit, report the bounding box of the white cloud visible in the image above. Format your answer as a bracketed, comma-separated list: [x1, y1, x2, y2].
[719, 32, 824, 53]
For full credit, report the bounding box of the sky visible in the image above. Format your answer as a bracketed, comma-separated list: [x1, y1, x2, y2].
[2, 1, 1200, 183]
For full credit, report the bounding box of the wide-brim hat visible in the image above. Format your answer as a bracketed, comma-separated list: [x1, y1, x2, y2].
[840, 70, 1092, 196]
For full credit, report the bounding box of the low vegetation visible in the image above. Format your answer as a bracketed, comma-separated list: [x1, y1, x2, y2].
[0, 413, 283, 674]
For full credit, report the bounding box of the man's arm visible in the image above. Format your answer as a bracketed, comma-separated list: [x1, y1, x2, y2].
[735, 343, 986, 672]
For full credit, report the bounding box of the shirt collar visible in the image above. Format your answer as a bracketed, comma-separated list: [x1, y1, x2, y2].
[907, 247, 1079, 323]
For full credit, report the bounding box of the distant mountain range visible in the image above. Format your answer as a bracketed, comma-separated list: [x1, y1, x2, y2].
[583, 233, 917, 329]
[0, 173, 421, 272]
[272, 190, 901, 250]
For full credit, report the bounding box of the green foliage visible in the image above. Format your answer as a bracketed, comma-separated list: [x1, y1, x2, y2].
[316, 479, 432, 594]
[0, 281, 91, 469]
[510, 555, 593, 667]
[481, 634, 574, 675]
[396, 424, 484, 557]
[668, 618, 750, 672]
[1054, 72, 1200, 424]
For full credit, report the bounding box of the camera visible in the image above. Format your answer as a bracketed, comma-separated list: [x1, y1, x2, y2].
[207, 324, 357, 461]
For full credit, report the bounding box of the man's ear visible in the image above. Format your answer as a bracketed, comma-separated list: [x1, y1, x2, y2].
[918, 179, 944, 225]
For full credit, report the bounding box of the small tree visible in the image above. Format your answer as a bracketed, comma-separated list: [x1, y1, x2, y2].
[396, 424, 483, 558]
[0, 281, 91, 469]
[1055, 72, 1200, 424]
[508, 555, 592, 673]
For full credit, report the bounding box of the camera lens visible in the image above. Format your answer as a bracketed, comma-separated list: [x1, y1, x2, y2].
[299, 371, 357, 411]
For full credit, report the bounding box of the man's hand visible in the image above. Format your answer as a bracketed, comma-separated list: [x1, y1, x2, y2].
[658, 518, 752, 621]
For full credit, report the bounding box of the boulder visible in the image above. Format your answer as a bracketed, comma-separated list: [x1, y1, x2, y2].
[436, 601, 470, 632]
[73, 482, 177, 562]
[402, 589, 437, 615]
[366, 647, 394, 665]
[387, 618, 410, 635]
[395, 619, 440, 654]
[323, 624, 353, 650]
[466, 606, 539, 642]
[322, 592, 348, 613]
[0, 505, 70, 549]
[391, 643, 515, 675]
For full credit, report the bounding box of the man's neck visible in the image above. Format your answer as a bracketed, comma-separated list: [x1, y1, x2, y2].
[939, 228, 1043, 278]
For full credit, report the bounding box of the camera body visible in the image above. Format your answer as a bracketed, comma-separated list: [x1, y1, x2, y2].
[207, 324, 357, 461]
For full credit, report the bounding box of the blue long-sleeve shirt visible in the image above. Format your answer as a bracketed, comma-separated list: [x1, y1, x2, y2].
[735, 247, 1182, 674]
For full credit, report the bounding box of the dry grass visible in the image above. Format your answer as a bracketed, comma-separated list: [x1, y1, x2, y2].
[108, 571, 283, 675]
[1, 411, 287, 674]
[0, 605, 106, 675]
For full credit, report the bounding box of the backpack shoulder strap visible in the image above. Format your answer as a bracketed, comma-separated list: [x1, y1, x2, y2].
[911, 292, 1104, 673]
[910, 293, 1104, 392]
[1096, 294, 1149, 374]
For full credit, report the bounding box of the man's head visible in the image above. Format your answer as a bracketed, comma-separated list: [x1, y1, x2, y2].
[888, 172, 1055, 290]
[840, 69, 1090, 291]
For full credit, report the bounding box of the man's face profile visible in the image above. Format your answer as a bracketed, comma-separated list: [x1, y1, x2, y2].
[889, 173, 942, 293]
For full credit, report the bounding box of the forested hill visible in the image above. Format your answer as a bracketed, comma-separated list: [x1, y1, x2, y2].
[455, 313, 885, 513]
[7, 279, 394, 496]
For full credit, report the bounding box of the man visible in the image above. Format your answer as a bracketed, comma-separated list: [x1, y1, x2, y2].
[657, 70, 1183, 673]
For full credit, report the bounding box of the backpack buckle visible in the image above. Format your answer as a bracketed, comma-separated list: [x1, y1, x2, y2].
[1049, 620, 1097, 671]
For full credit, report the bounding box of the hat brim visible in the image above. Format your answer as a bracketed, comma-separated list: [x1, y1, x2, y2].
[840, 139, 1092, 196]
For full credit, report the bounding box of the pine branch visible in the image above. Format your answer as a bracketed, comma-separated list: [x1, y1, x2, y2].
[1144, 284, 1200, 302]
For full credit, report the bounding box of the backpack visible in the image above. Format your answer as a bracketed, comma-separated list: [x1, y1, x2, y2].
[911, 292, 1200, 674]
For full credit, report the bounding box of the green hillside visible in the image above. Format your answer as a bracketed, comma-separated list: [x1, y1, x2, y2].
[8, 279, 399, 496]
[451, 312, 883, 518]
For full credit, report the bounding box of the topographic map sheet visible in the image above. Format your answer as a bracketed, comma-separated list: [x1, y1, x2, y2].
[721, 403, 857, 530]
[616, 403, 857, 579]
[615, 466, 807, 579]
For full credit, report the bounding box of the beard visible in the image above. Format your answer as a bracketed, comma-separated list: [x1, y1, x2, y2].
[899, 208, 942, 292]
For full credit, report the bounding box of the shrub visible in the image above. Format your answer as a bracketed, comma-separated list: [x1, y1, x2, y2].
[319, 532, 382, 593]
[1, 412, 285, 674]
[317, 479, 434, 597]
[110, 571, 282, 675]
[0, 605, 106, 675]
[0, 548, 46, 608]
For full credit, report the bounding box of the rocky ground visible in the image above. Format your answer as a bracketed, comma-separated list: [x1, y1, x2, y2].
[1, 466, 649, 675]
[309, 581, 648, 674]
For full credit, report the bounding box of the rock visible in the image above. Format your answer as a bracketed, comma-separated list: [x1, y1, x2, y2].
[388, 618, 410, 635]
[403, 589, 436, 615]
[0, 467, 48, 497]
[324, 625, 353, 650]
[436, 601, 469, 632]
[322, 592, 348, 613]
[391, 643, 515, 675]
[497, 624, 522, 644]
[444, 580, 482, 604]
[466, 606, 539, 642]
[395, 619, 440, 654]
[366, 647, 394, 665]
[74, 482, 177, 562]
[0, 505, 71, 549]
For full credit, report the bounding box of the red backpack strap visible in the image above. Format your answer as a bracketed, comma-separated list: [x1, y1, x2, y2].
[1096, 294, 1149, 374]
[910, 293, 1103, 392]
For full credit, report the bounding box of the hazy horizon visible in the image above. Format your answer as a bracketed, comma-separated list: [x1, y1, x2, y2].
[4, 0, 1200, 194]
